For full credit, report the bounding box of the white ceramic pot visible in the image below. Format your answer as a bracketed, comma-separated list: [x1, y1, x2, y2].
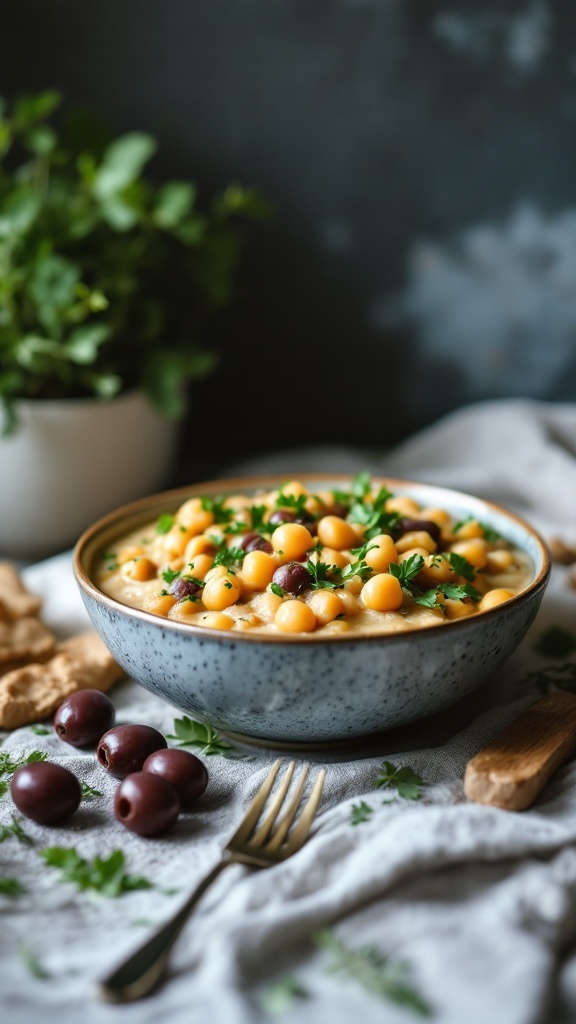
[0, 392, 179, 560]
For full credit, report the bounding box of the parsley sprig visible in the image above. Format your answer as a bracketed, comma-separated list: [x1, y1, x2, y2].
[388, 555, 480, 609]
[0, 815, 34, 844]
[305, 552, 373, 590]
[376, 761, 424, 800]
[0, 877, 25, 896]
[200, 496, 235, 524]
[39, 848, 153, 897]
[314, 928, 431, 1016]
[167, 715, 233, 756]
[350, 801, 374, 825]
[348, 485, 400, 541]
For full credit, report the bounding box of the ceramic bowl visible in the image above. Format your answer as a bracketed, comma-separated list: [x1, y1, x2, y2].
[73, 475, 550, 747]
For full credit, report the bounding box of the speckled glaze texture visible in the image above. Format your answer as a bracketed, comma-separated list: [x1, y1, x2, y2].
[73, 475, 551, 745]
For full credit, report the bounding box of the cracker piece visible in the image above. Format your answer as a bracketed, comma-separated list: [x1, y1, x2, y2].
[0, 629, 125, 729]
[0, 616, 57, 664]
[0, 563, 43, 619]
[54, 631, 125, 693]
[0, 665, 78, 730]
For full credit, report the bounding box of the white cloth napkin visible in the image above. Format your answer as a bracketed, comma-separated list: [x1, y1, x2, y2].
[1, 397, 576, 1024]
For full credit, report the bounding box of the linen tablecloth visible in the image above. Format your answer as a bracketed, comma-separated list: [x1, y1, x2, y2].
[1, 397, 576, 1024]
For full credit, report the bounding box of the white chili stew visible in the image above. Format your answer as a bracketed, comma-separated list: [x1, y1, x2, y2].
[96, 475, 533, 636]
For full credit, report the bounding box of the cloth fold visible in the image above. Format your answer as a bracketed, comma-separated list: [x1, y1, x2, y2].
[1, 397, 575, 1024]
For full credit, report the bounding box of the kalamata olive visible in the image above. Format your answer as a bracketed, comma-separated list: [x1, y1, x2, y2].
[143, 748, 209, 806]
[114, 771, 181, 837]
[168, 577, 201, 600]
[240, 532, 273, 554]
[272, 562, 311, 596]
[329, 501, 350, 519]
[397, 517, 441, 543]
[10, 761, 81, 825]
[97, 724, 167, 779]
[54, 689, 116, 747]
[269, 509, 296, 526]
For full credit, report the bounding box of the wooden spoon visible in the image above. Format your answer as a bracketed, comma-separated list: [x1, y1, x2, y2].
[464, 692, 576, 811]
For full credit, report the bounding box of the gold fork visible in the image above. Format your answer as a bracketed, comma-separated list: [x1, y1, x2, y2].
[98, 758, 327, 1003]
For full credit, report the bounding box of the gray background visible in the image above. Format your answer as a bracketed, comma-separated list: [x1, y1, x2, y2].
[3, 0, 576, 479]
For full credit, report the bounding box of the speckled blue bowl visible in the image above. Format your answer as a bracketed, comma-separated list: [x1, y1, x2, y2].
[73, 475, 550, 748]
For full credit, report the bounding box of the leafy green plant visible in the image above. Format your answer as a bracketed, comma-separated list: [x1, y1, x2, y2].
[0, 89, 269, 433]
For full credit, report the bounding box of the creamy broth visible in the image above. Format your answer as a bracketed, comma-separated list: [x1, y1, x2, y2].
[96, 478, 534, 637]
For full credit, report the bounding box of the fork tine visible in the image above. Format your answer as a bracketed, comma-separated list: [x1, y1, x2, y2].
[229, 758, 282, 844]
[265, 763, 310, 851]
[250, 761, 295, 846]
[282, 768, 327, 853]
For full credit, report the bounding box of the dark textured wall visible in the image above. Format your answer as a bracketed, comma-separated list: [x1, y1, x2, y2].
[3, 0, 576, 477]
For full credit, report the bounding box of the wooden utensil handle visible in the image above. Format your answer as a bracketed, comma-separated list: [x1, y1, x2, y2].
[464, 692, 576, 811]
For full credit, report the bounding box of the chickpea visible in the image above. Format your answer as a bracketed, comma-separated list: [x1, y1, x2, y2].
[343, 575, 364, 595]
[418, 553, 454, 587]
[316, 515, 358, 550]
[450, 538, 488, 570]
[279, 480, 307, 500]
[419, 507, 452, 529]
[175, 498, 215, 535]
[160, 524, 194, 559]
[485, 550, 515, 573]
[197, 612, 235, 631]
[385, 496, 421, 517]
[274, 600, 317, 633]
[142, 592, 176, 616]
[336, 590, 361, 617]
[168, 598, 204, 621]
[361, 573, 403, 612]
[364, 533, 398, 572]
[234, 613, 265, 631]
[117, 545, 147, 565]
[252, 590, 284, 622]
[478, 588, 516, 612]
[241, 550, 277, 590]
[187, 553, 215, 580]
[443, 598, 476, 620]
[398, 546, 430, 564]
[396, 530, 437, 555]
[271, 523, 314, 561]
[307, 590, 345, 625]
[318, 546, 350, 570]
[323, 619, 350, 634]
[202, 573, 241, 610]
[452, 518, 485, 540]
[184, 535, 218, 560]
[120, 557, 158, 582]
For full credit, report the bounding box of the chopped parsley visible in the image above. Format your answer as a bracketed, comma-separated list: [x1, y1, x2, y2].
[200, 495, 235, 524]
[376, 761, 424, 800]
[314, 928, 431, 1016]
[166, 715, 233, 756]
[305, 555, 373, 590]
[388, 555, 425, 594]
[0, 815, 33, 844]
[443, 551, 477, 581]
[270, 582, 285, 597]
[38, 847, 153, 897]
[155, 513, 175, 535]
[161, 567, 181, 585]
[453, 516, 502, 542]
[211, 541, 245, 570]
[81, 781, 103, 799]
[0, 750, 47, 799]
[275, 486, 308, 514]
[0, 877, 25, 896]
[350, 800, 374, 825]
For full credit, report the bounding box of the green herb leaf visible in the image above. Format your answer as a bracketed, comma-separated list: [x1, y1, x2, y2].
[20, 946, 50, 979]
[388, 556, 425, 593]
[156, 513, 175, 535]
[161, 567, 181, 585]
[39, 847, 153, 897]
[376, 761, 424, 800]
[212, 541, 245, 570]
[437, 582, 481, 602]
[166, 715, 232, 756]
[443, 552, 477, 581]
[0, 815, 34, 844]
[350, 801, 373, 825]
[270, 582, 286, 597]
[314, 929, 431, 1016]
[259, 974, 309, 1015]
[81, 781, 103, 799]
[29, 725, 51, 735]
[0, 877, 25, 896]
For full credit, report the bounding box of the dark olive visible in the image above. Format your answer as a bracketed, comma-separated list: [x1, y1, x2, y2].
[328, 501, 349, 519]
[168, 577, 201, 600]
[272, 562, 311, 596]
[295, 518, 318, 537]
[114, 771, 180, 837]
[269, 509, 296, 526]
[10, 761, 81, 825]
[397, 517, 441, 543]
[240, 532, 273, 554]
[54, 689, 116, 747]
[97, 724, 167, 779]
[143, 748, 208, 806]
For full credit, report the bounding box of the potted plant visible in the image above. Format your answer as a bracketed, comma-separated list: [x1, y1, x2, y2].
[0, 89, 267, 558]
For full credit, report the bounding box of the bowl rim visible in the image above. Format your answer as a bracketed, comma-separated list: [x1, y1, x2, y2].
[73, 473, 551, 645]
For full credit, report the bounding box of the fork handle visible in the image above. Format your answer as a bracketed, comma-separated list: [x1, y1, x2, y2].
[97, 858, 232, 1003]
